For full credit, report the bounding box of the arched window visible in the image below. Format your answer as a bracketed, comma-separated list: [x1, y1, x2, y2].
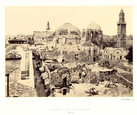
[89, 48, 91, 55]
[28, 37, 31, 41]
[111, 54, 112, 60]
[93, 49, 96, 55]
[57, 39, 59, 44]
[93, 57, 96, 62]
[90, 32, 93, 38]
[94, 49, 96, 53]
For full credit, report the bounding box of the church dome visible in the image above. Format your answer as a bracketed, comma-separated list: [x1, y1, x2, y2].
[55, 23, 81, 36]
[87, 22, 101, 31]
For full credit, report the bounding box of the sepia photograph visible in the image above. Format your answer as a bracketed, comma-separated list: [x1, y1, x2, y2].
[5, 6, 133, 97]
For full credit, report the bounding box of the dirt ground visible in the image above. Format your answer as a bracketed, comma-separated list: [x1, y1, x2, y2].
[54, 81, 133, 97]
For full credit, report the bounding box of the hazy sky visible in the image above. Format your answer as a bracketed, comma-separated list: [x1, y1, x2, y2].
[5, 6, 133, 36]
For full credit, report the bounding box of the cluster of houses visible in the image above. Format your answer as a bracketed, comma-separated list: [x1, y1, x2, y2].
[5, 9, 132, 97]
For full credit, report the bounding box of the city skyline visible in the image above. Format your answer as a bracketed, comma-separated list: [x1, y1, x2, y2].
[5, 6, 133, 36]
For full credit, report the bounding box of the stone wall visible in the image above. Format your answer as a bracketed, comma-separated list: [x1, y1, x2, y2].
[9, 69, 21, 82]
[6, 60, 21, 81]
[5, 82, 37, 97]
[6, 59, 21, 68]
[66, 38, 77, 45]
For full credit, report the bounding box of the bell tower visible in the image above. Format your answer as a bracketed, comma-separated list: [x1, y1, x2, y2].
[117, 9, 126, 48]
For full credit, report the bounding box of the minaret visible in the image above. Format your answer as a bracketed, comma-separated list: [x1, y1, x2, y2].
[46, 21, 50, 30]
[117, 9, 126, 48]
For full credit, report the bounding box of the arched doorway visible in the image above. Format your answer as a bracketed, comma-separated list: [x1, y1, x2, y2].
[62, 58, 65, 63]
[93, 57, 96, 62]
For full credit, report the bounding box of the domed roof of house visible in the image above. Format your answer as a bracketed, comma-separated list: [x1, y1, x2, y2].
[55, 23, 81, 36]
[87, 22, 101, 31]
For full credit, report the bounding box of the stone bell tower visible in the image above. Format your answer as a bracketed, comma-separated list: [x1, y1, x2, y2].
[117, 9, 126, 48]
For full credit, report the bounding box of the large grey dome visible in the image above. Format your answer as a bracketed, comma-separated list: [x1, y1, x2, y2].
[55, 23, 81, 36]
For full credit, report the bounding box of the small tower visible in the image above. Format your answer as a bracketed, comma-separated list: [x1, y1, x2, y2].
[117, 9, 126, 48]
[46, 21, 50, 30]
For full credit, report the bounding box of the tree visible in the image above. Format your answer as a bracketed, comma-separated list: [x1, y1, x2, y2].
[98, 59, 115, 69]
[125, 46, 133, 62]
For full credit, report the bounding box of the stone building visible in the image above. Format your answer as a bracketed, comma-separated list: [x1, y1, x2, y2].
[82, 22, 103, 49]
[26, 35, 34, 45]
[5, 52, 21, 82]
[103, 47, 127, 61]
[8, 36, 27, 44]
[117, 9, 126, 48]
[33, 22, 54, 45]
[81, 41, 100, 63]
[33, 31, 54, 44]
[102, 35, 117, 49]
[5, 44, 37, 97]
[56, 44, 80, 63]
[5, 44, 34, 87]
[5, 35, 16, 48]
[80, 22, 102, 63]
[54, 23, 81, 45]
[35, 42, 45, 50]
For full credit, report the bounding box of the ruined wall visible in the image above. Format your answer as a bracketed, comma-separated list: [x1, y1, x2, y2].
[6, 60, 21, 82]
[5, 82, 37, 97]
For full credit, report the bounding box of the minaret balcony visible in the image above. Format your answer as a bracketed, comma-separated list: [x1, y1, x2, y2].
[117, 22, 126, 25]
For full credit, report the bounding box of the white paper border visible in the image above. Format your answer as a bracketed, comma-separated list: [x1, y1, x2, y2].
[0, 0, 137, 115]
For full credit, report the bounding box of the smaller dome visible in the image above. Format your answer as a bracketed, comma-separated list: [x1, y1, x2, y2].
[87, 22, 101, 31]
